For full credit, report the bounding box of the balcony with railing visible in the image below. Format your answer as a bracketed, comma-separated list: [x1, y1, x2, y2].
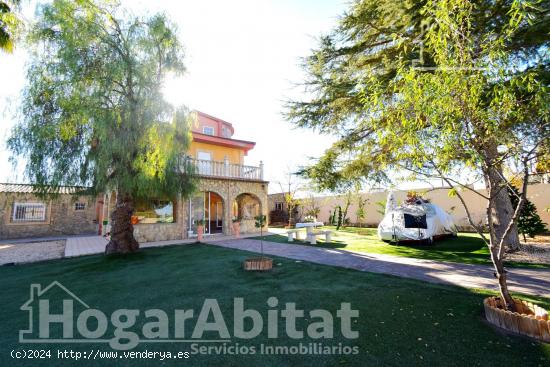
[189, 158, 264, 181]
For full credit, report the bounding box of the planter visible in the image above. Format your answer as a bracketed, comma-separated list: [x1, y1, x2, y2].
[484, 297, 549, 342]
[243, 257, 273, 271]
[233, 222, 240, 238]
[197, 225, 204, 242]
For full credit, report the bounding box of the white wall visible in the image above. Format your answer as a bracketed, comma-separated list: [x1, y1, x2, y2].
[312, 184, 550, 229]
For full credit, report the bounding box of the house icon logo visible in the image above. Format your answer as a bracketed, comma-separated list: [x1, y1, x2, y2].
[19, 281, 90, 343]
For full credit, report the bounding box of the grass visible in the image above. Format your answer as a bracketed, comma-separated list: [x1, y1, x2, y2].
[255, 226, 550, 269]
[0, 244, 549, 366]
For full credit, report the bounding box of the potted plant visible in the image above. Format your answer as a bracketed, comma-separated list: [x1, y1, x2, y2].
[232, 217, 241, 238]
[195, 219, 205, 242]
[243, 215, 272, 271]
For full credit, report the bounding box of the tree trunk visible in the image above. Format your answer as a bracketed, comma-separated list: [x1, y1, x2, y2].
[105, 193, 139, 254]
[489, 244, 515, 310]
[486, 196, 516, 311]
[342, 203, 350, 228]
[288, 205, 293, 228]
[484, 149, 520, 251]
[484, 145, 518, 311]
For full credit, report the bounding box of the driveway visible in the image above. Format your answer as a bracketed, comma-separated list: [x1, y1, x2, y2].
[8, 233, 549, 298]
[0, 240, 65, 265]
[211, 238, 550, 298]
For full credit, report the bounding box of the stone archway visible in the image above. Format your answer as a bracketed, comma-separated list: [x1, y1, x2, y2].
[233, 193, 262, 234]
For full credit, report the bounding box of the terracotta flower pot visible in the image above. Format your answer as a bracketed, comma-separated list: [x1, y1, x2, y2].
[233, 222, 240, 238]
[197, 225, 204, 242]
[130, 215, 139, 225]
[243, 257, 273, 271]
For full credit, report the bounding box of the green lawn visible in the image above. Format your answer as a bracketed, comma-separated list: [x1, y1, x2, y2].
[1, 244, 549, 366]
[257, 226, 549, 269]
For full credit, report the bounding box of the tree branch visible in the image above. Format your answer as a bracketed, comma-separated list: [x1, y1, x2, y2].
[496, 156, 530, 260]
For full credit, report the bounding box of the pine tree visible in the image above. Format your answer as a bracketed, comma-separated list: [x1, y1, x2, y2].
[336, 206, 343, 230]
[285, 0, 549, 310]
[509, 187, 547, 241]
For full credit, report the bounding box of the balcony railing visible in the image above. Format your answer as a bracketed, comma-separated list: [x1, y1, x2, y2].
[189, 158, 264, 181]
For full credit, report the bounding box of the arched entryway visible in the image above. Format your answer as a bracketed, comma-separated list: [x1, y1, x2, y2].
[189, 191, 224, 236]
[233, 193, 262, 234]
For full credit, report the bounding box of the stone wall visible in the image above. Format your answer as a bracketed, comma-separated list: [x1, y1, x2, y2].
[0, 193, 97, 240]
[132, 195, 186, 242]
[130, 177, 269, 242]
[0, 177, 269, 242]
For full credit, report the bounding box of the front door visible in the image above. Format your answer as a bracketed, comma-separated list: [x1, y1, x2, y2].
[189, 191, 224, 236]
[189, 192, 205, 235]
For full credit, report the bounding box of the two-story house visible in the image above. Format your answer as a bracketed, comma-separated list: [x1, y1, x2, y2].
[0, 111, 268, 241]
[99, 111, 269, 242]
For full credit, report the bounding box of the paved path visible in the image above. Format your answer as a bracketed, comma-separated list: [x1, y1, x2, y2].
[61, 234, 550, 297]
[1, 234, 96, 244]
[64, 233, 263, 257]
[211, 238, 550, 298]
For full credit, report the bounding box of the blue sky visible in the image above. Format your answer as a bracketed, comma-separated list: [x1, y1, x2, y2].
[0, 0, 348, 193]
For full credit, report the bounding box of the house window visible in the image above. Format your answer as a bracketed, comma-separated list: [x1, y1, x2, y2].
[275, 202, 284, 211]
[221, 126, 231, 138]
[133, 199, 175, 224]
[202, 126, 215, 136]
[12, 202, 47, 222]
[74, 202, 86, 211]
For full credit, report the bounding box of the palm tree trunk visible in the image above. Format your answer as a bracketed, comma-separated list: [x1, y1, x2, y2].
[105, 193, 139, 254]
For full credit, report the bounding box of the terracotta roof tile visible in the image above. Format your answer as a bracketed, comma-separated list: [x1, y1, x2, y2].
[0, 183, 91, 194]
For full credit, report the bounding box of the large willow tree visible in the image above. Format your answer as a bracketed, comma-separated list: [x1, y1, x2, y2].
[9, 0, 195, 254]
[287, 0, 549, 310]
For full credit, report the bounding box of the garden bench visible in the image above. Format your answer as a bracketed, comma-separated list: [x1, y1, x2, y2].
[307, 230, 332, 245]
[286, 228, 304, 242]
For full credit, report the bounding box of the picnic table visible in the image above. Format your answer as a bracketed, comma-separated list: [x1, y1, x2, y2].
[295, 222, 324, 235]
[294, 222, 327, 243]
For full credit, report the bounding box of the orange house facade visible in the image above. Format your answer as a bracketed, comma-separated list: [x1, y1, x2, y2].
[100, 111, 269, 242]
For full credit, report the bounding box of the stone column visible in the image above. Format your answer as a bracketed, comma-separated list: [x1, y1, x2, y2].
[226, 181, 235, 236]
[259, 161, 264, 180]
